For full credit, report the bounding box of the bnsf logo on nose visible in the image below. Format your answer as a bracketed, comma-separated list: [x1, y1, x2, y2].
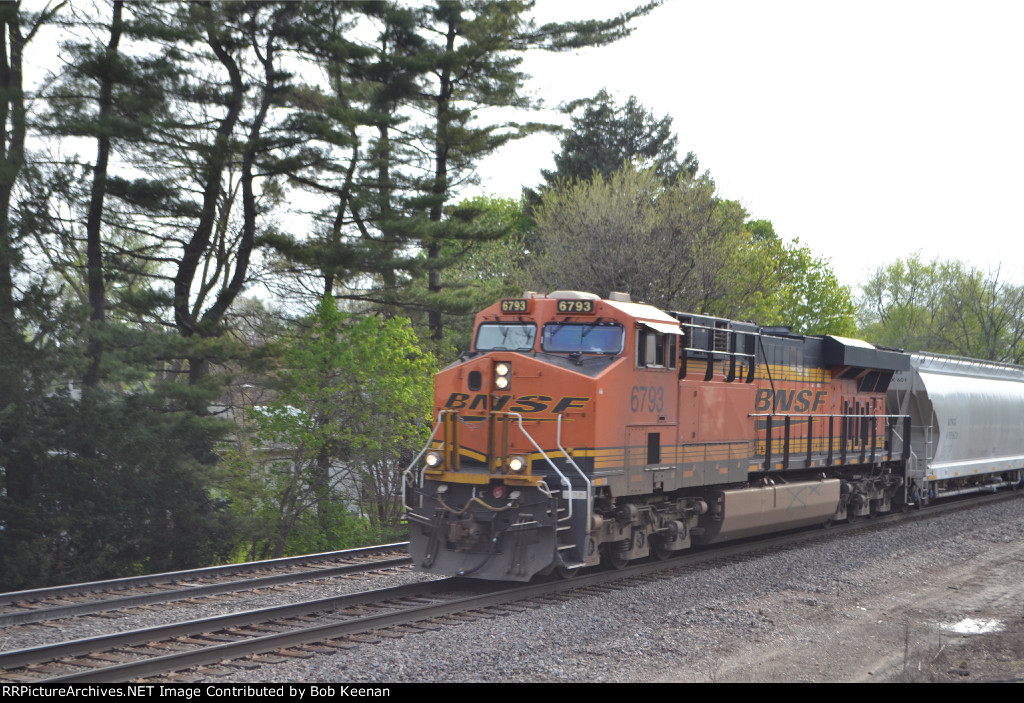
[444, 393, 589, 414]
[754, 389, 828, 413]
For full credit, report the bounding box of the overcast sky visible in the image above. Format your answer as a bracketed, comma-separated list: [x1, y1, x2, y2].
[475, 0, 1024, 292]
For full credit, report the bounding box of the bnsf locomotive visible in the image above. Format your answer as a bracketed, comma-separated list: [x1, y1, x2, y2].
[403, 291, 1024, 581]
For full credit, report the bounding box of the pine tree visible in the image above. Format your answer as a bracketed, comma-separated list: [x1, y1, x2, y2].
[541, 89, 699, 188]
[260, 1, 659, 342]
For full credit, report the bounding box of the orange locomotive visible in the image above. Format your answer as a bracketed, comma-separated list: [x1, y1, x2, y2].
[403, 291, 911, 580]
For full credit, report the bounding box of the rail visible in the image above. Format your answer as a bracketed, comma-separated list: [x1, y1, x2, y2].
[556, 414, 592, 533]
[402, 411, 592, 524]
[401, 412, 446, 511]
[676, 319, 757, 383]
[503, 412, 576, 521]
[750, 412, 911, 469]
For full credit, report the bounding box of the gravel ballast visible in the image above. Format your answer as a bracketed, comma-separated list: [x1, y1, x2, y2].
[226, 496, 1024, 683]
[3, 496, 1021, 683]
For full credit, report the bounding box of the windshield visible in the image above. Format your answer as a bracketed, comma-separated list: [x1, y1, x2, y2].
[475, 323, 536, 351]
[542, 323, 624, 354]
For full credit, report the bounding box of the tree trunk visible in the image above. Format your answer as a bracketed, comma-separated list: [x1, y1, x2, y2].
[82, 0, 122, 388]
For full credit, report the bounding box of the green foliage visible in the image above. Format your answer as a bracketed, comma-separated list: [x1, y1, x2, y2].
[0, 388, 236, 591]
[522, 165, 742, 311]
[259, 1, 657, 341]
[541, 89, 698, 188]
[401, 194, 534, 357]
[522, 166, 853, 335]
[858, 254, 1024, 362]
[714, 221, 857, 336]
[225, 297, 436, 559]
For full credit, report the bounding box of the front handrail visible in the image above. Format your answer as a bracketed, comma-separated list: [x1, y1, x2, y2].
[403, 410, 591, 526]
[401, 412, 446, 511]
[503, 412, 574, 521]
[556, 414, 592, 532]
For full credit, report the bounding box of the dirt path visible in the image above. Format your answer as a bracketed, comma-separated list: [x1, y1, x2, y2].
[654, 525, 1024, 683]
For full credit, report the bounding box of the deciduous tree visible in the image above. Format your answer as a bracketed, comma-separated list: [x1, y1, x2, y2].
[714, 220, 856, 336]
[227, 297, 435, 559]
[522, 165, 739, 312]
[859, 254, 1024, 362]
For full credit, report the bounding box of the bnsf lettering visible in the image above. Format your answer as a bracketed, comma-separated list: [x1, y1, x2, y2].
[754, 389, 828, 413]
[444, 394, 590, 414]
[492, 395, 512, 411]
[445, 393, 470, 409]
[509, 395, 552, 413]
[552, 397, 589, 413]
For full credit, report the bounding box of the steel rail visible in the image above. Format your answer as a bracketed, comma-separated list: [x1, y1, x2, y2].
[3, 490, 1018, 683]
[0, 579, 464, 673]
[0, 543, 409, 607]
[2, 522, 875, 683]
[0, 555, 413, 627]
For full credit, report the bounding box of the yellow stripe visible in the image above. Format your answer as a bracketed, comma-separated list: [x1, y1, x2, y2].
[753, 364, 831, 383]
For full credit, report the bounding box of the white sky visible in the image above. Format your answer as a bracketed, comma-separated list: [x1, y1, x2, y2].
[475, 0, 1024, 292]
[22, 1, 1023, 296]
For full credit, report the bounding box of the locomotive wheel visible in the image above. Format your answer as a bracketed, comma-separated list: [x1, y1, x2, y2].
[556, 565, 580, 579]
[652, 537, 673, 561]
[606, 554, 629, 570]
[603, 548, 629, 570]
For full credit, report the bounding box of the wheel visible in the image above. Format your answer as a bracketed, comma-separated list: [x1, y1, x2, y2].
[603, 539, 631, 570]
[606, 553, 629, 570]
[556, 565, 580, 579]
[652, 537, 673, 561]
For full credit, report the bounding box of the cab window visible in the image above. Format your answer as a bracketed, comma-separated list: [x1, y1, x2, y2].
[475, 323, 536, 351]
[541, 323, 624, 354]
[637, 329, 677, 369]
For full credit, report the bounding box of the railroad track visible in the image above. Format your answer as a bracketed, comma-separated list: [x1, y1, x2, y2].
[0, 544, 412, 627]
[1, 491, 1017, 683]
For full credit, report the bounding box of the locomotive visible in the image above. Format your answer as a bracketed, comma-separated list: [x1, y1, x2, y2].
[403, 291, 1024, 581]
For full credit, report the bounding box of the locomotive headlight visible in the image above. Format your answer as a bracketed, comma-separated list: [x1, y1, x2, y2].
[494, 362, 511, 390]
[508, 455, 527, 473]
[424, 451, 442, 468]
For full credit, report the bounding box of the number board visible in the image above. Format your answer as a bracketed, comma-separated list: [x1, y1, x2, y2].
[556, 299, 596, 314]
[500, 299, 530, 313]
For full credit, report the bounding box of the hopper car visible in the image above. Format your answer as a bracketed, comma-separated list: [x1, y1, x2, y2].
[403, 291, 1024, 581]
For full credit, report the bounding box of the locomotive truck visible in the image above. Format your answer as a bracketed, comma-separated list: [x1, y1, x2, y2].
[403, 291, 1024, 580]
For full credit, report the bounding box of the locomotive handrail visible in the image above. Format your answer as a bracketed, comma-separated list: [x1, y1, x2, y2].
[681, 346, 755, 359]
[503, 412, 575, 521]
[748, 412, 911, 418]
[752, 411, 912, 469]
[401, 412, 447, 511]
[556, 414, 592, 535]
